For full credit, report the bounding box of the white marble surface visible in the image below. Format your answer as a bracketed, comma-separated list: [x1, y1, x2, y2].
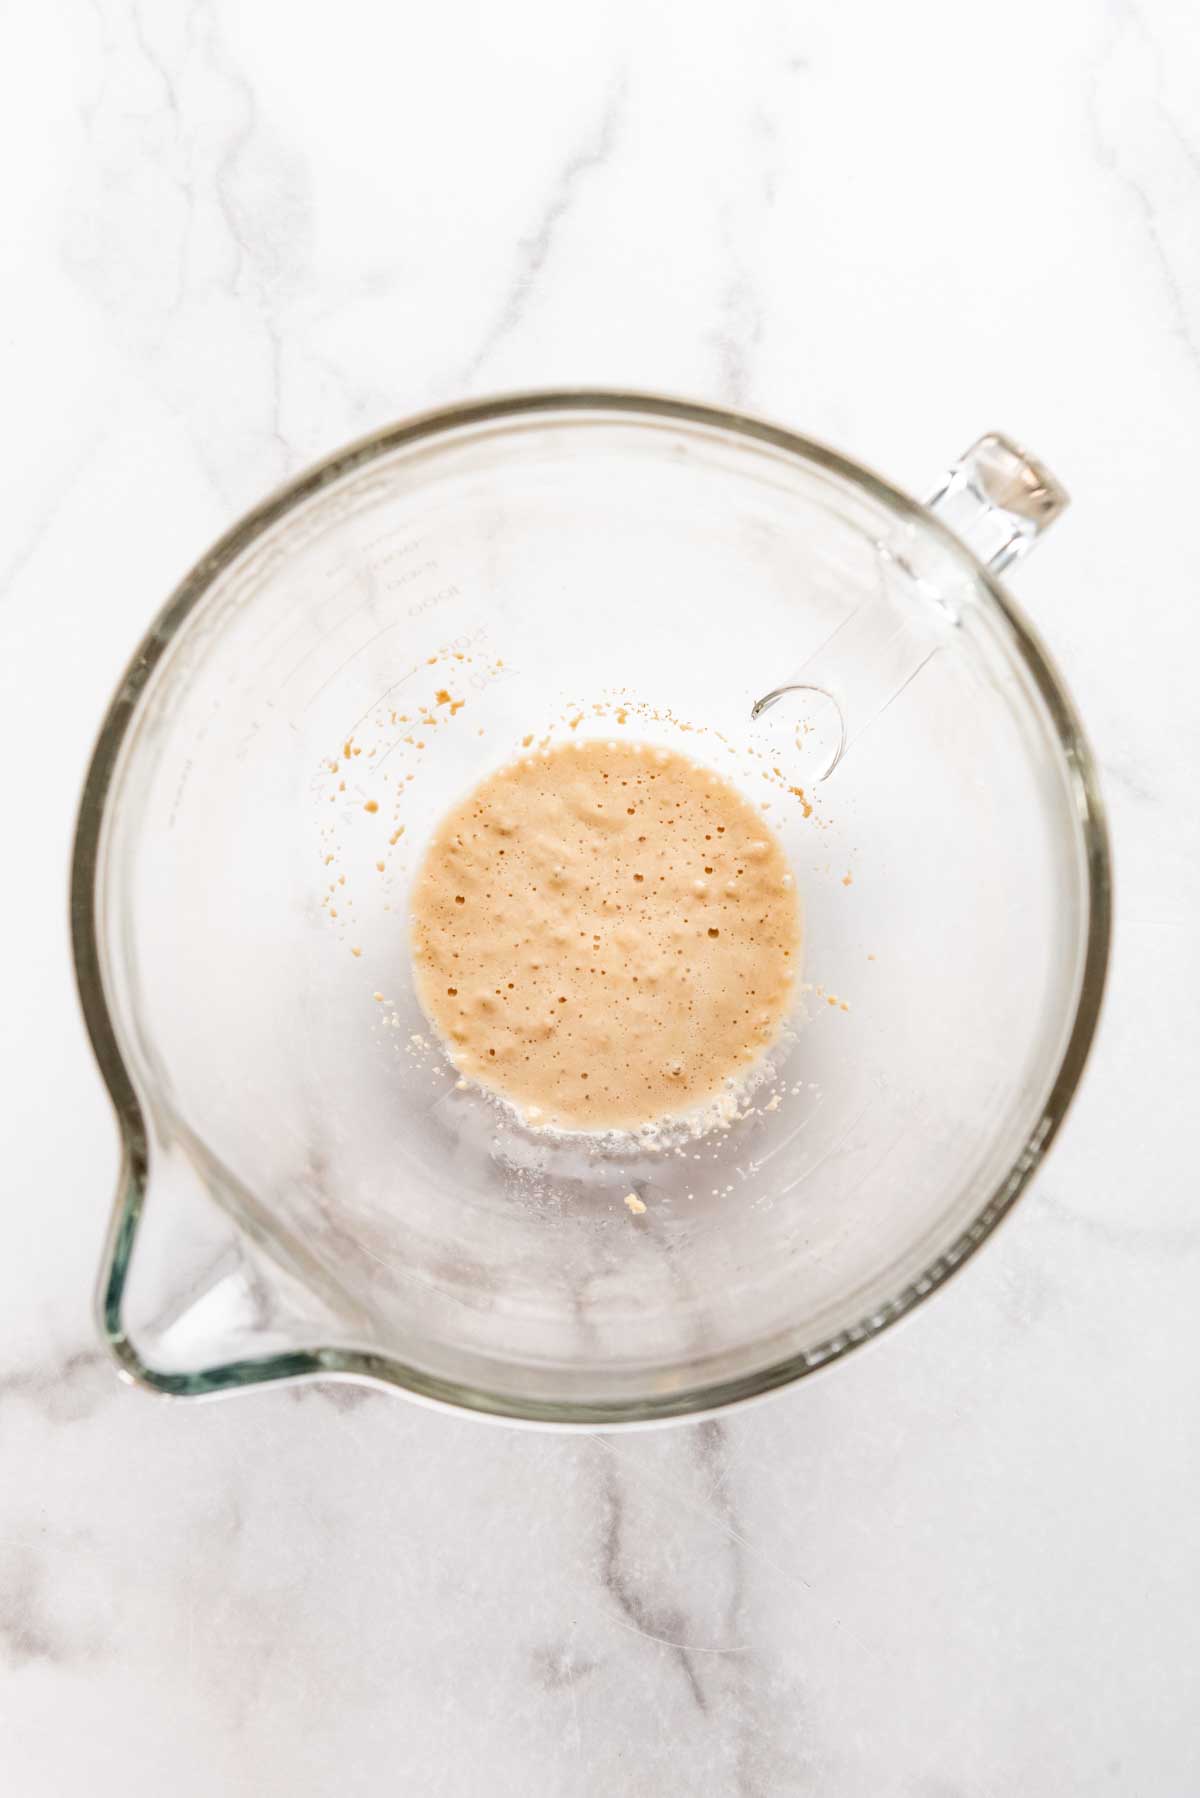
[2, 1, 1199, 1791]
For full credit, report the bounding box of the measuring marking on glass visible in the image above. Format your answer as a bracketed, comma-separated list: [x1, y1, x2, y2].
[246, 519, 428, 653]
[300, 619, 412, 713]
[738, 1083, 833, 1182]
[345, 669, 421, 739]
[280, 584, 412, 689]
[256, 575, 357, 668]
[375, 722, 423, 773]
[782, 1098, 875, 1191]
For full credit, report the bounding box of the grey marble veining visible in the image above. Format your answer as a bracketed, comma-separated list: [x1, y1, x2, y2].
[3, 0, 1200, 1792]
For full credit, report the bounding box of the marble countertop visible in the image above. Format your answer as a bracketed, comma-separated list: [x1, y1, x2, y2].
[3, 2, 1199, 1792]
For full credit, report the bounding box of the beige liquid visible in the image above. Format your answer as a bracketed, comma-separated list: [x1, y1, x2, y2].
[409, 740, 802, 1132]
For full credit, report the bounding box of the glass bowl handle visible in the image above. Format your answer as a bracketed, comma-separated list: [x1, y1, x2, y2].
[751, 433, 1069, 778]
[924, 432, 1069, 575]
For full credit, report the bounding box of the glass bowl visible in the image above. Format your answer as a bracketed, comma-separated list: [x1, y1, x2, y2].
[71, 392, 1111, 1424]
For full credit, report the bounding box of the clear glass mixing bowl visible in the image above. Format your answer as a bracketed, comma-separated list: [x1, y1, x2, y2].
[71, 393, 1111, 1424]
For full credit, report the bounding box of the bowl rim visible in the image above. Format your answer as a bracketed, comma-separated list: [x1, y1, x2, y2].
[70, 387, 1113, 1425]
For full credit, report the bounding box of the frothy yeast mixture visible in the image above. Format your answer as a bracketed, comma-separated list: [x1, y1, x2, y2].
[410, 740, 802, 1132]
